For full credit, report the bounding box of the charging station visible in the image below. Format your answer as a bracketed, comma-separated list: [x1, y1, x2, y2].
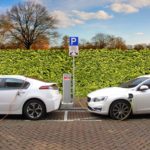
[61, 74, 73, 109]
[61, 36, 79, 109]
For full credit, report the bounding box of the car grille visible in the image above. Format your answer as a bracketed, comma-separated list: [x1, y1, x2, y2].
[88, 106, 102, 112]
[87, 97, 91, 102]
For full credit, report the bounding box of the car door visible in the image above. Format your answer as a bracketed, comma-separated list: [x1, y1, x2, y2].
[133, 79, 150, 114]
[0, 78, 29, 113]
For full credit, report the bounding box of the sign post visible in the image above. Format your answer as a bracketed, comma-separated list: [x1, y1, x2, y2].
[69, 37, 79, 103]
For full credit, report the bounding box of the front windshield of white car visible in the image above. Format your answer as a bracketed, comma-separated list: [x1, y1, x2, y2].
[119, 77, 149, 88]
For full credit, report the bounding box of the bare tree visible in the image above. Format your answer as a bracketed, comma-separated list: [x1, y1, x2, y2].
[92, 33, 107, 49]
[91, 33, 127, 50]
[31, 35, 50, 49]
[114, 37, 127, 50]
[146, 44, 150, 49]
[106, 36, 126, 50]
[0, 2, 57, 49]
[80, 39, 87, 48]
[50, 32, 60, 47]
[0, 14, 12, 47]
[105, 35, 115, 49]
[134, 44, 145, 50]
[61, 35, 69, 49]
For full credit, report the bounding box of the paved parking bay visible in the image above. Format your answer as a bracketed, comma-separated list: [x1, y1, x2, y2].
[0, 110, 102, 121]
[0, 110, 150, 150]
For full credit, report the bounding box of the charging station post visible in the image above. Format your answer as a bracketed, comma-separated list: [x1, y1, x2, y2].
[61, 37, 79, 109]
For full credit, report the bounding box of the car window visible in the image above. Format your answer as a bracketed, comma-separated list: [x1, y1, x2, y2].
[142, 80, 150, 88]
[119, 77, 149, 88]
[4, 78, 30, 90]
[0, 78, 4, 88]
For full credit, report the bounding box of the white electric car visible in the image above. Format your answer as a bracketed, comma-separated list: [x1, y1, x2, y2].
[0, 75, 62, 120]
[87, 75, 150, 120]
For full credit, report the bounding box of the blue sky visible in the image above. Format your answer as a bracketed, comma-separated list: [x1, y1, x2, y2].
[0, 0, 150, 45]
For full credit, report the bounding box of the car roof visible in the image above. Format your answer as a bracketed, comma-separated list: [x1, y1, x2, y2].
[0, 75, 54, 84]
[139, 75, 150, 78]
[0, 75, 26, 80]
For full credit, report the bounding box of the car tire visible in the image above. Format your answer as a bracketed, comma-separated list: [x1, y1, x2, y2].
[23, 99, 46, 120]
[109, 100, 131, 120]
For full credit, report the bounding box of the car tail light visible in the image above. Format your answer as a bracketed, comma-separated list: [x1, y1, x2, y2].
[39, 84, 58, 90]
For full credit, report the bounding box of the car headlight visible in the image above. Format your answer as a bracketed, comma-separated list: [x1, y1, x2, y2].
[93, 96, 108, 102]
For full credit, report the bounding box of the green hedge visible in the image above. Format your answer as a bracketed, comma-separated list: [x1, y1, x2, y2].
[0, 49, 150, 97]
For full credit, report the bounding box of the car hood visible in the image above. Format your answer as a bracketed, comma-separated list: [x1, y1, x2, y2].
[88, 87, 131, 98]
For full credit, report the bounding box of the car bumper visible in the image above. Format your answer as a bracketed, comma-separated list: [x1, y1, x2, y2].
[46, 93, 62, 112]
[87, 101, 109, 115]
[53, 93, 62, 110]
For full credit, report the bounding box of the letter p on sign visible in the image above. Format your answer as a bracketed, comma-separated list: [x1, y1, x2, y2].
[69, 37, 78, 46]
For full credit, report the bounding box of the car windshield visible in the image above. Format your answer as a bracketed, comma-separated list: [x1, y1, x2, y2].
[119, 77, 149, 88]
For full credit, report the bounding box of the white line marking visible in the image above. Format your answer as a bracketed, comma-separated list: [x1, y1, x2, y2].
[64, 111, 68, 121]
[45, 119, 102, 122]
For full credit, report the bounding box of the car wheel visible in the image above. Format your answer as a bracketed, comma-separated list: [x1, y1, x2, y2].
[109, 100, 131, 120]
[23, 100, 46, 120]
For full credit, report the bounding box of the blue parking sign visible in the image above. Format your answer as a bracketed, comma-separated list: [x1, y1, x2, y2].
[69, 37, 79, 46]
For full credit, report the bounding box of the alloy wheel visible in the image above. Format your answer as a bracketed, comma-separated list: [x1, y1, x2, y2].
[110, 101, 131, 120]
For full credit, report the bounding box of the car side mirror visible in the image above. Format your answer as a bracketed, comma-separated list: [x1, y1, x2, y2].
[139, 85, 149, 91]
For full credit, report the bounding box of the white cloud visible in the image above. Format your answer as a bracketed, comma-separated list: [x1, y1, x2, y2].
[110, 0, 150, 14]
[73, 19, 84, 24]
[110, 3, 138, 13]
[52, 10, 113, 28]
[44, 0, 112, 11]
[72, 10, 113, 20]
[23, 0, 150, 15]
[129, 0, 150, 8]
[136, 32, 144, 35]
[96, 10, 113, 19]
[72, 10, 94, 20]
[24, 0, 43, 4]
[52, 10, 84, 28]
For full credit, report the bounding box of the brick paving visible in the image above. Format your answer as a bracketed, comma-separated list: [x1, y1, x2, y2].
[0, 110, 105, 121]
[67, 110, 101, 120]
[46, 112, 64, 120]
[0, 99, 150, 150]
[0, 118, 150, 150]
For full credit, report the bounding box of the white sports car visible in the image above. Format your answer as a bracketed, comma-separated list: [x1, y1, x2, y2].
[0, 75, 62, 120]
[87, 75, 150, 120]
